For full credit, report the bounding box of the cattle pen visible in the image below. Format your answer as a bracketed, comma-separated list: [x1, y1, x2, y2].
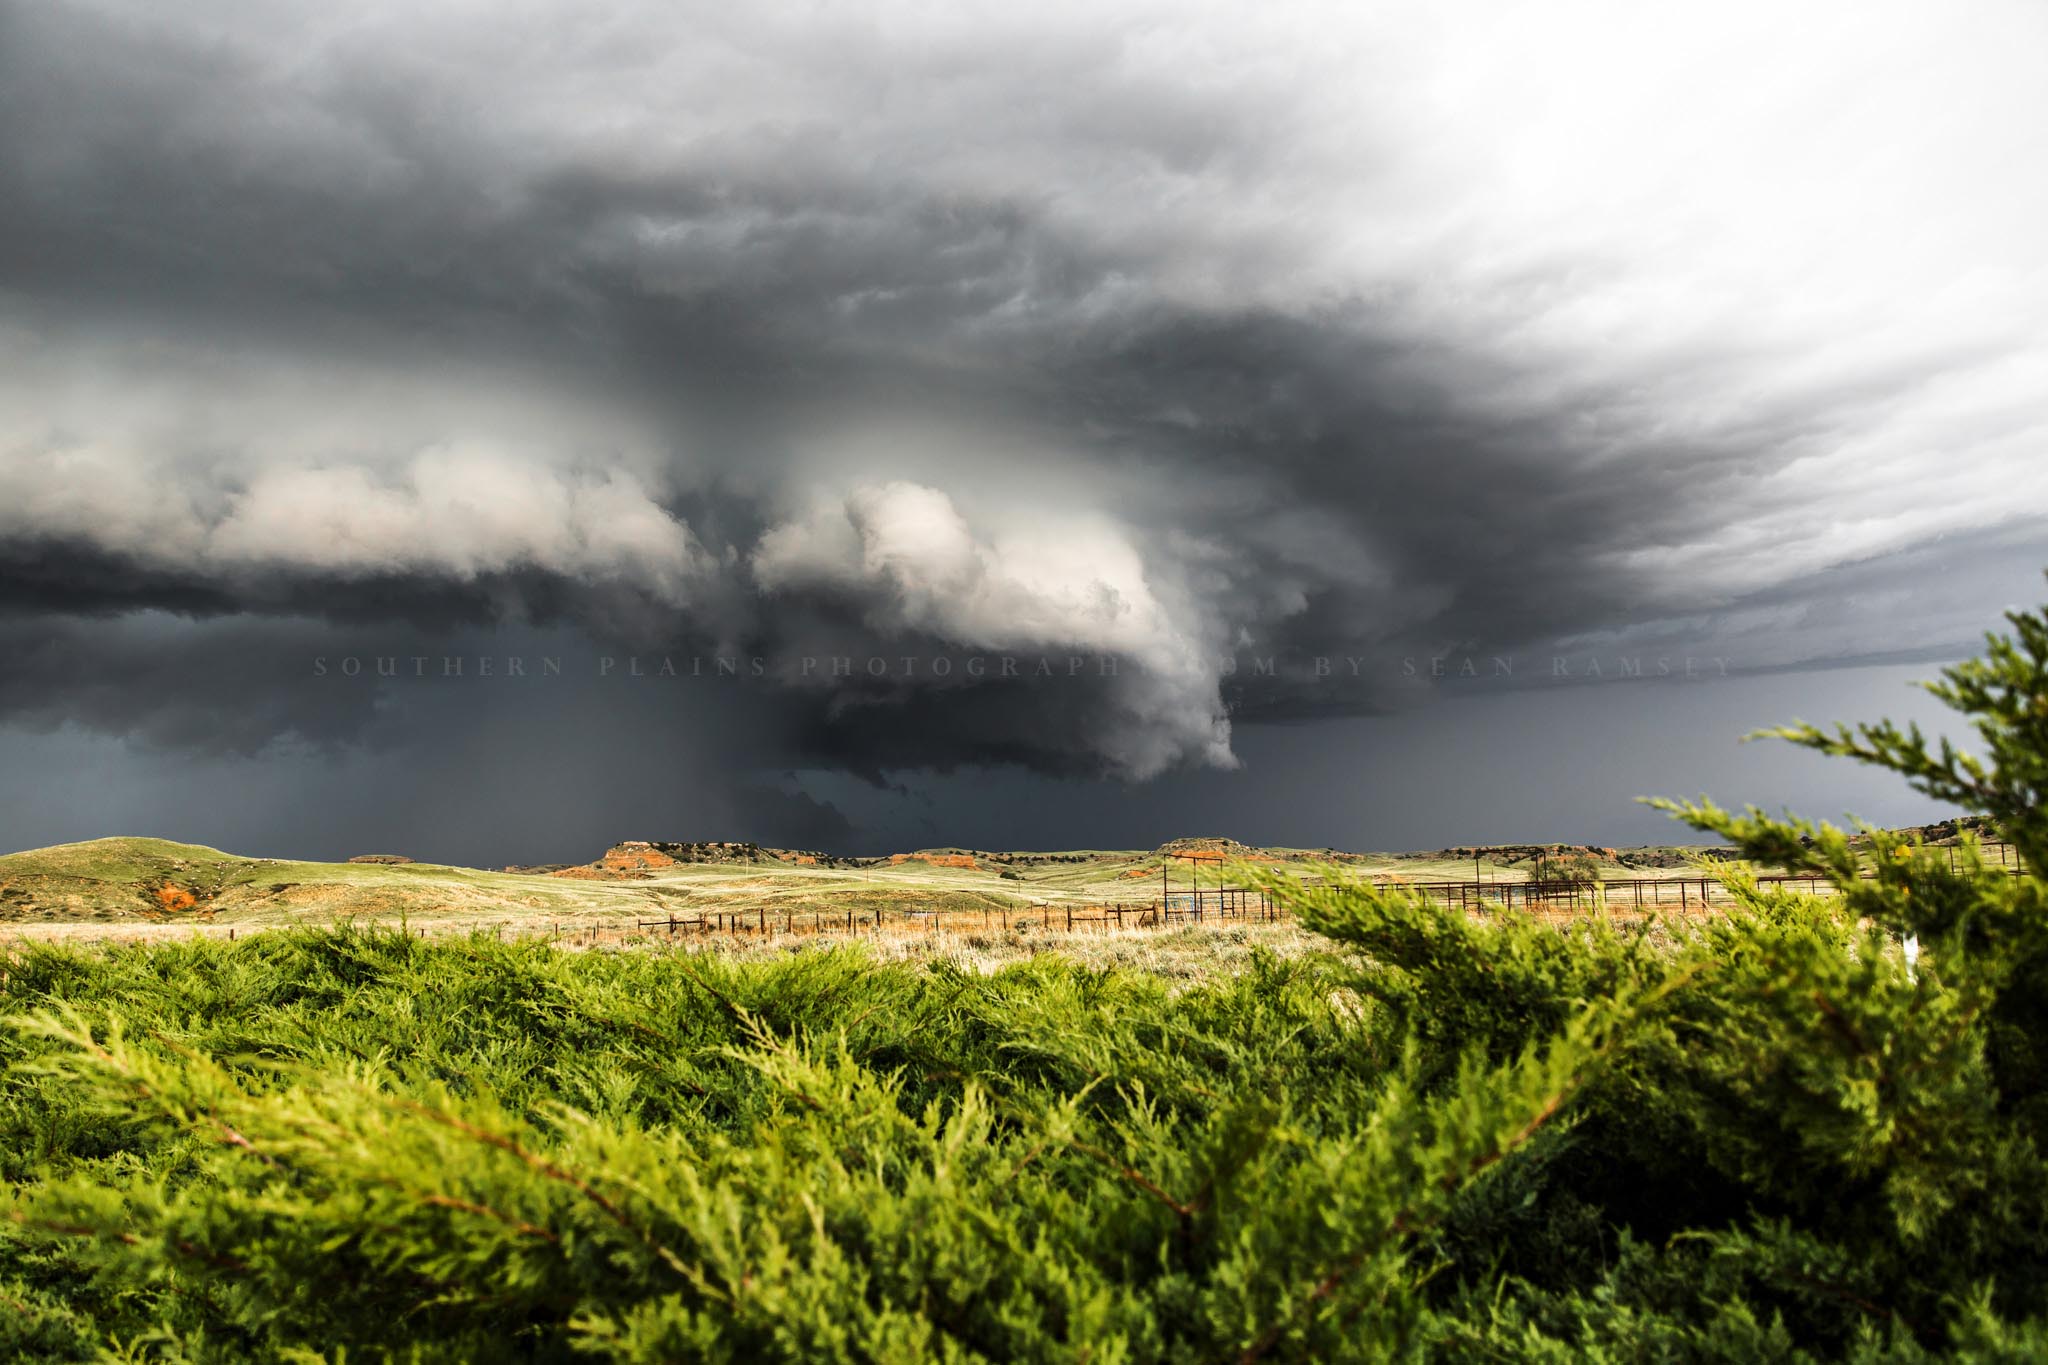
[633, 884, 1280, 942]
[612, 843, 2022, 947]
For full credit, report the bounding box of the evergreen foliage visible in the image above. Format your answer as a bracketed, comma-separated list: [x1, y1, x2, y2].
[5, 594, 2048, 1360]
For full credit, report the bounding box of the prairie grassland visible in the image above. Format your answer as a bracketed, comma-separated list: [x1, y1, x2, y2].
[0, 835, 1742, 944]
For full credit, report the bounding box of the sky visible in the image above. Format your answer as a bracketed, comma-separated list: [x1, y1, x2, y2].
[2, 0, 2045, 864]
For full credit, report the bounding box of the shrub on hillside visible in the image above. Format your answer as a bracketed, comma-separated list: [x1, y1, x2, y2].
[1551, 850, 1605, 887]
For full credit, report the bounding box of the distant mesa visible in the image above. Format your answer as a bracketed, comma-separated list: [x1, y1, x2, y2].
[347, 854, 414, 865]
[594, 842, 680, 875]
[1155, 837, 1278, 864]
[551, 840, 866, 880]
[1157, 837, 1244, 860]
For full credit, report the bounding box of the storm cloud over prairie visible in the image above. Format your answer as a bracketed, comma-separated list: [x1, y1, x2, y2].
[3, 0, 2046, 859]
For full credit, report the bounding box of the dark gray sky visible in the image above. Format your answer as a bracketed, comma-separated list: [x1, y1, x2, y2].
[2, 1, 2045, 863]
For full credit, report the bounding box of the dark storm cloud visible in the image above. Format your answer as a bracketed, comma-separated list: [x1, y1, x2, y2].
[2, 0, 2045, 789]
[734, 784, 855, 850]
[0, 613, 406, 754]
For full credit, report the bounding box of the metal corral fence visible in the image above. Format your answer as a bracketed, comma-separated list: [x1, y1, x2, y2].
[617, 843, 2025, 944]
[1391, 841, 2024, 916]
[633, 886, 1279, 941]
[1390, 875, 1803, 915]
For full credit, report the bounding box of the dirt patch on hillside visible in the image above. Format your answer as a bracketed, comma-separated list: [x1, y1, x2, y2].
[113, 875, 224, 920]
[153, 884, 199, 912]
